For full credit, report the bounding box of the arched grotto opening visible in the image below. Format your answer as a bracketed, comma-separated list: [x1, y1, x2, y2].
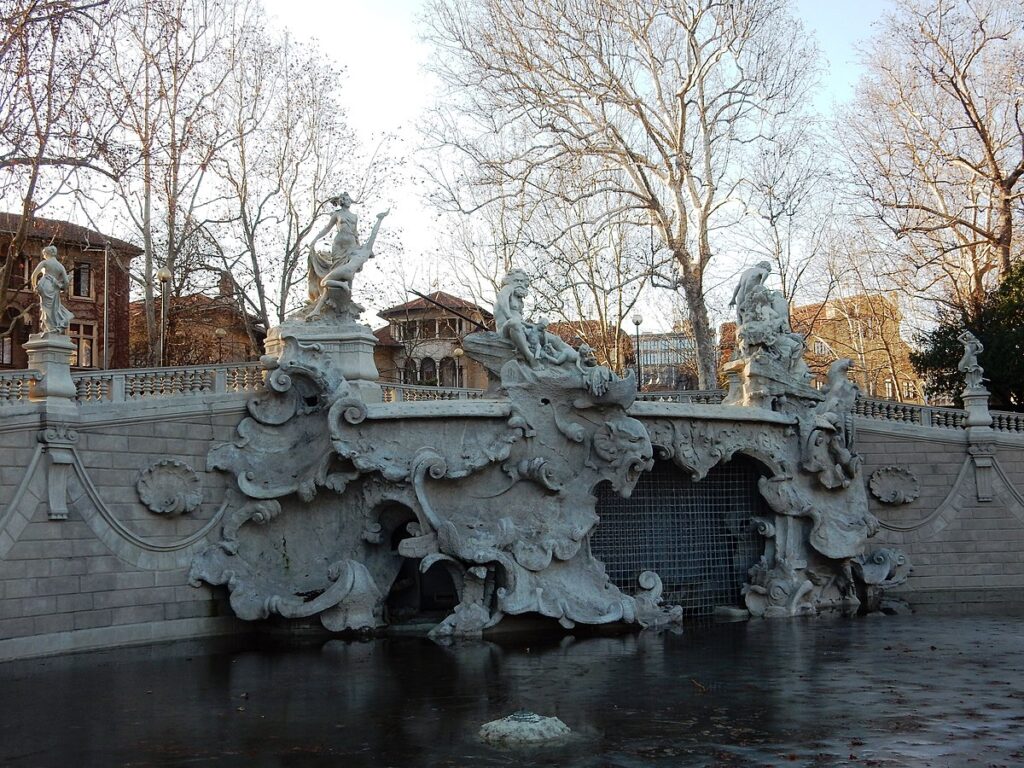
[591, 454, 769, 618]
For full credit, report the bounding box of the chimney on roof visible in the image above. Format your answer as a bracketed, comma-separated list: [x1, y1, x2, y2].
[219, 271, 234, 298]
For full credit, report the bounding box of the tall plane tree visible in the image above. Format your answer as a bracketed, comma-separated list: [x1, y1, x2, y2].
[842, 0, 1024, 319]
[423, 0, 819, 387]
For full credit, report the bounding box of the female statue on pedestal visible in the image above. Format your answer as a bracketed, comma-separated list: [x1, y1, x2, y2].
[303, 193, 389, 319]
[30, 245, 74, 334]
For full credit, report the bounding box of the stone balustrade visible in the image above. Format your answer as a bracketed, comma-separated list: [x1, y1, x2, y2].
[636, 389, 725, 405]
[71, 363, 266, 404]
[0, 370, 39, 406]
[5, 365, 1024, 436]
[380, 383, 494, 403]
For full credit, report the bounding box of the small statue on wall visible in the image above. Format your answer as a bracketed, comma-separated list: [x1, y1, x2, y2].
[30, 245, 74, 335]
[957, 330, 986, 393]
[300, 192, 389, 321]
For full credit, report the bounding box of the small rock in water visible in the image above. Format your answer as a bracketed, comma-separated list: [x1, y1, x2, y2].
[479, 709, 571, 746]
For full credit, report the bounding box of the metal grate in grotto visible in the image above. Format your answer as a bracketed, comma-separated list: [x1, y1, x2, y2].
[591, 454, 767, 618]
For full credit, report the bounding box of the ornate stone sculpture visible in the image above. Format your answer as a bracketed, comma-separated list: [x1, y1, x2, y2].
[190, 271, 673, 636]
[300, 193, 389, 322]
[957, 331, 986, 393]
[187, 258, 907, 635]
[31, 245, 74, 334]
[722, 261, 811, 409]
[136, 459, 203, 515]
[493, 269, 580, 369]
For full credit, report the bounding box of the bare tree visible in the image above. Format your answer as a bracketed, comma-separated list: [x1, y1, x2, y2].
[842, 0, 1024, 318]
[99, 0, 247, 364]
[0, 0, 120, 331]
[209, 30, 393, 344]
[423, 0, 819, 387]
[742, 120, 835, 303]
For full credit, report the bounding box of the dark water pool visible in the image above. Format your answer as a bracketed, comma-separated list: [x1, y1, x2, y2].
[1, 614, 1022, 767]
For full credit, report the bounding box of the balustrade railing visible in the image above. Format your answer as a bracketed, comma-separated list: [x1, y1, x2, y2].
[636, 389, 725, 405]
[991, 410, 1024, 433]
[72, 362, 265, 404]
[637, 389, 975, 431]
[852, 396, 967, 430]
[380, 383, 494, 403]
[0, 370, 38, 406]
[5, 364, 1024, 436]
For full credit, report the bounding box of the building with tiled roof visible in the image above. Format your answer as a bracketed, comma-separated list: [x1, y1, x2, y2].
[375, 291, 494, 387]
[1, 214, 141, 369]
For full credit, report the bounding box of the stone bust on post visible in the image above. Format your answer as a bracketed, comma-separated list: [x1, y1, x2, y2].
[31, 245, 74, 335]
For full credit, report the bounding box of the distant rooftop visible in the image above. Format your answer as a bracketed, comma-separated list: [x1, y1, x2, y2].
[0, 213, 143, 256]
[379, 291, 493, 319]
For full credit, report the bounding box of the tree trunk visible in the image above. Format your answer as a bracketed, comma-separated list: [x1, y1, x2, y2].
[677, 267, 717, 390]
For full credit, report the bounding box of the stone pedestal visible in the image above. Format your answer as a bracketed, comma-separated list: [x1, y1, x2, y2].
[23, 333, 79, 521]
[962, 387, 995, 501]
[24, 333, 78, 418]
[265, 319, 381, 402]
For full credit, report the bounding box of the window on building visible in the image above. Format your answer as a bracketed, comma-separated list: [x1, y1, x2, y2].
[903, 381, 916, 399]
[71, 262, 92, 298]
[812, 339, 831, 356]
[403, 357, 417, 384]
[69, 322, 96, 367]
[884, 379, 894, 399]
[439, 357, 457, 387]
[439, 319, 458, 339]
[420, 357, 437, 385]
[0, 336, 12, 366]
[10, 254, 31, 290]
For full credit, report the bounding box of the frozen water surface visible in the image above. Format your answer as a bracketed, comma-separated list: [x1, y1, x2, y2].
[1, 614, 1022, 767]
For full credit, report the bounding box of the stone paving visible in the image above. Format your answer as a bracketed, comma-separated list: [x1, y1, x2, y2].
[1, 614, 1022, 767]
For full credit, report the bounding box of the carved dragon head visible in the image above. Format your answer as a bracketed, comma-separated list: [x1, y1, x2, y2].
[593, 417, 654, 497]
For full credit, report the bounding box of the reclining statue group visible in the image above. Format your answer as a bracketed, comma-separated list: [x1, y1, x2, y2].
[31, 197, 910, 637]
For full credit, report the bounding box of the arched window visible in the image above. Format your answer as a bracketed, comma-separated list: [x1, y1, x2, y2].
[439, 357, 456, 387]
[403, 357, 417, 384]
[419, 357, 437, 386]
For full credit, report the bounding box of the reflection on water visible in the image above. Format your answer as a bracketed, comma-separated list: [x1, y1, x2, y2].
[1, 615, 1022, 767]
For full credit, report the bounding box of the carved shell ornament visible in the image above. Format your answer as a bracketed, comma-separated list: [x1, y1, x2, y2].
[136, 459, 204, 515]
[869, 466, 920, 505]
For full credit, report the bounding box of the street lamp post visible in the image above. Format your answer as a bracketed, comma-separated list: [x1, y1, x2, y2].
[215, 327, 227, 364]
[632, 312, 643, 392]
[453, 346, 464, 388]
[157, 266, 172, 367]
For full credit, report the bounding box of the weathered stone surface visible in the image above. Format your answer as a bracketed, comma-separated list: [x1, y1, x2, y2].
[479, 711, 572, 746]
[136, 460, 203, 515]
[869, 466, 920, 505]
